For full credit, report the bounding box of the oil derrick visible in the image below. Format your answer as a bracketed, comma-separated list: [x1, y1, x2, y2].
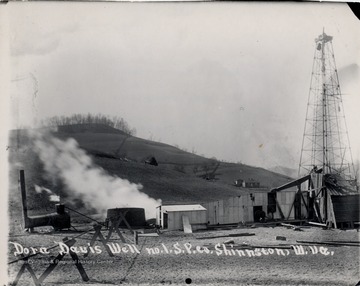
[271, 31, 358, 227]
[298, 30, 358, 195]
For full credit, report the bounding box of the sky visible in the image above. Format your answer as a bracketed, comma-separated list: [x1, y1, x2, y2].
[2, 1, 360, 171]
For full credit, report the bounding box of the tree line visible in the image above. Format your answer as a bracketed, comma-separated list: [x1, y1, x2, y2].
[41, 113, 136, 136]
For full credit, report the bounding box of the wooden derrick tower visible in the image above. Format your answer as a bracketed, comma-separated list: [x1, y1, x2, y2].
[298, 30, 359, 227]
[272, 31, 359, 228]
[299, 30, 356, 186]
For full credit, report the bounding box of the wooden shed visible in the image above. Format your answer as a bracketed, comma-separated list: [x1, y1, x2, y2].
[202, 189, 265, 224]
[270, 188, 308, 221]
[156, 204, 207, 231]
[270, 171, 360, 228]
[201, 188, 307, 225]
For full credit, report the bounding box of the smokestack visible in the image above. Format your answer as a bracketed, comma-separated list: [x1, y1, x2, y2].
[19, 170, 30, 229]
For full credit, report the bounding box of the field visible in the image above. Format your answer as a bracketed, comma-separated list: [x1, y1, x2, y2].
[7, 224, 360, 285]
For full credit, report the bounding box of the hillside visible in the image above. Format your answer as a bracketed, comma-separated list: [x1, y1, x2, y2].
[268, 166, 298, 179]
[8, 124, 293, 221]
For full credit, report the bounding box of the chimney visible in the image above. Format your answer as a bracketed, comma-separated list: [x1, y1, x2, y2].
[19, 170, 30, 229]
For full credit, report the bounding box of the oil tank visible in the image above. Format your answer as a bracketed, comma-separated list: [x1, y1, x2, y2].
[106, 208, 146, 228]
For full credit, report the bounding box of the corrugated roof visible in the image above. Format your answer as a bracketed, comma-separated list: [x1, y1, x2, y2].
[161, 204, 207, 212]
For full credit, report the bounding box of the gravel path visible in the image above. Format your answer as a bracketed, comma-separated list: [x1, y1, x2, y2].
[7, 226, 360, 286]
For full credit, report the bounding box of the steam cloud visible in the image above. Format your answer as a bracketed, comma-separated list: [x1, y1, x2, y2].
[32, 131, 161, 219]
[34, 184, 61, 202]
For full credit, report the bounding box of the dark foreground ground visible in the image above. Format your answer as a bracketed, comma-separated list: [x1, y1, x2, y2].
[7, 224, 360, 286]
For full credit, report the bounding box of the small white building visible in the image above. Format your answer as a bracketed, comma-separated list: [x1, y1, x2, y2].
[156, 204, 207, 231]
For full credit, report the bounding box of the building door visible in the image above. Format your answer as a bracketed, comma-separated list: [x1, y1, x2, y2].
[294, 192, 302, 219]
[267, 192, 277, 218]
[253, 206, 265, 222]
[163, 213, 168, 229]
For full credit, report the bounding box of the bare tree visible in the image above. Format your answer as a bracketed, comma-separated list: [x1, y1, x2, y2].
[42, 113, 136, 136]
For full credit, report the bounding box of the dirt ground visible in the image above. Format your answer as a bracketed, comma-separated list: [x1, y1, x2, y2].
[6, 223, 360, 286]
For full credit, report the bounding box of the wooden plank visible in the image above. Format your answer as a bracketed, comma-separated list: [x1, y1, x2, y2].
[300, 192, 308, 212]
[138, 233, 159, 237]
[202, 243, 293, 250]
[322, 240, 360, 244]
[271, 174, 310, 192]
[286, 194, 296, 220]
[228, 233, 256, 237]
[182, 215, 192, 233]
[275, 198, 285, 219]
[308, 221, 327, 227]
[281, 223, 302, 231]
[39, 238, 89, 283]
[281, 223, 295, 228]
[38, 252, 67, 283]
[328, 194, 337, 229]
[12, 263, 41, 286]
[84, 224, 115, 258]
[68, 249, 90, 282]
[196, 233, 255, 240]
[313, 201, 322, 222]
[297, 240, 360, 247]
[12, 238, 90, 286]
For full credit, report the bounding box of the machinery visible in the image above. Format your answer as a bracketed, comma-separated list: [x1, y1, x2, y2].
[19, 170, 71, 231]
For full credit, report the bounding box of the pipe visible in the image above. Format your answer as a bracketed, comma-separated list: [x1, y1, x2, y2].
[65, 205, 104, 226]
[19, 170, 30, 229]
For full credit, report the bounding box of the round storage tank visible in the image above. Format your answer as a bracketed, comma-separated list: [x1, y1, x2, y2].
[106, 208, 146, 228]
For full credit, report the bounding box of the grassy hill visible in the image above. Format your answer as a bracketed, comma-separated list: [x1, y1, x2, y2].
[268, 166, 298, 179]
[8, 124, 293, 223]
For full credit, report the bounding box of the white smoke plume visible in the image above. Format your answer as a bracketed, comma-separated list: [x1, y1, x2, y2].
[31, 131, 161, 219]
[34, 184, 61, 202]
